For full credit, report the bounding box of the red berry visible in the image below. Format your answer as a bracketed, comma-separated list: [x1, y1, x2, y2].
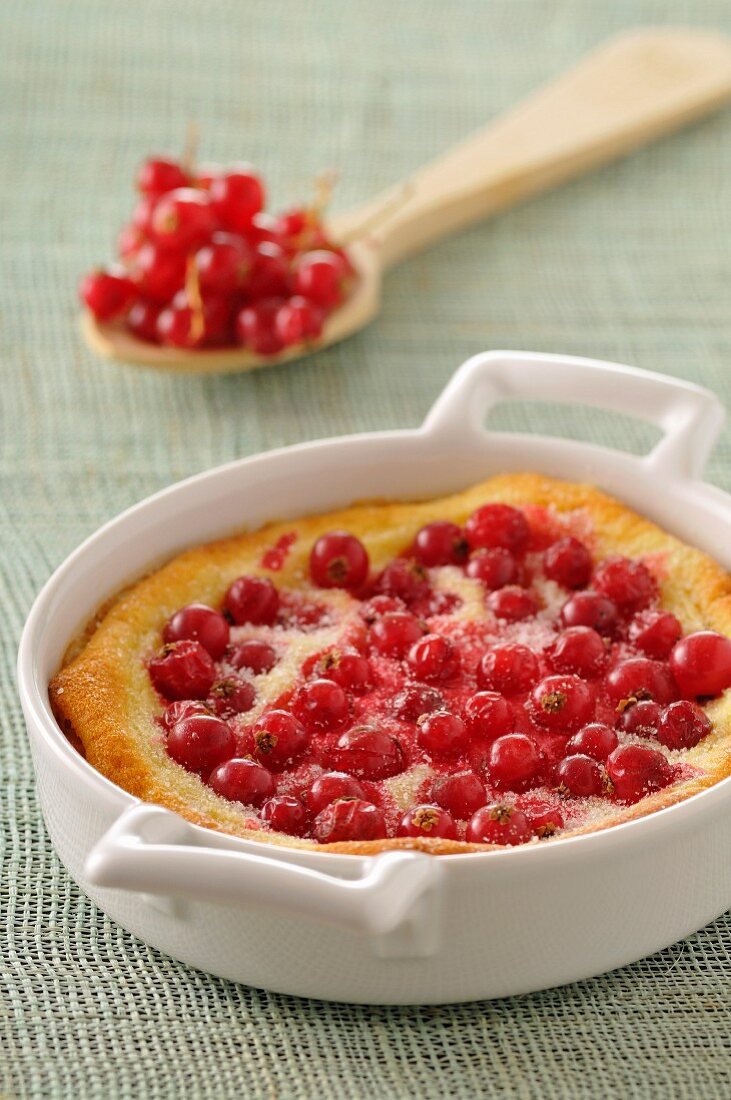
[156, 302, 204, 349]
[431, 771, 486, 819]
[118, 223, 145, 260]
[543, 537, 593, 591]
[669, 631, 731, 698]
[523, 802, 565, 838]
[202, 295, 235, 349]
[560, 591, 618, 635]
[465, 503, 530, 554]
[210, 169, 265, 232]
[307, 778, 364, 822]
[314, 799, 386, 843]
[529, 674, 593, 733]
[391, 683, 445, 722]
[229, 639, 277, 675]
[149, 639, 215, 700]
[150, 188, 215, 251]
[656, 700, 711, 750]
[280, 600, 329, 630]
[332, 725, 405, 779]
[285, 218, 331, 254]
[291, 679, 349, 731]
[163, 602, 230, 659]
[127, 300, 161, 342]
[275, 207, 309, 240]
[275, 296, 325, 346]
[417, 711, 469, 758]
[314, 651, 373, 694]
[543, 536, 593, 590]
[593, 556, 657, 613]
[161, 699, 210, 731]
[477, 643, 539, 695]
[466, 548, 518, 590]
[247, 210, 283, 245]
[224, 575, 279, 625]
[566, 722, 618, 761]
[309, 531, 369, 590]
[132, 195, 156, 233]
[260, 795, 307, 836]
[167, 713, 235, 777]
[308, 771, 366, 815]
[605, 657, 678, 710]
[487, 733, 542, 791]
[554, 753, 603, 797]
[606, 744, 671, 803]
[235, 297, 284, 355]
[547, 626, 607, 678]
[247, 242, 290, 299]
[137, 157, 188, 196]
[628, 609, 682, 659]
[618, 699, 662, 737]
[293, 250, 349, 307]
[359, 594, 405, 622]
[195, 233, 251, 294]
[250, 710, 309, 770]
[207, 676, 256, 718]
[172, 287, 231, 347]
[209, 757, 274, 805]
[80, 269, 136, 321]
[397, 805, 457, 840]
[292, 215, 335, 252]
[132, 242, 187, 304]
[413, 522, 467, 567]
[375, 558, 429, 604]
[465, 804, 532, 845]
[370, 611, 423, 657]
[462, 691, 513, 741]
[487, 586, 539, 622]
[406, 633, 459, 683]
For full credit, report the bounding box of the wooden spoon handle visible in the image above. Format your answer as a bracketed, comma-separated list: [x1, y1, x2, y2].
[332, 29, 731, 270]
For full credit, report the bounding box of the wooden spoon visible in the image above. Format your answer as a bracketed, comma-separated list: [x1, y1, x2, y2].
[83, 28, 731, 375]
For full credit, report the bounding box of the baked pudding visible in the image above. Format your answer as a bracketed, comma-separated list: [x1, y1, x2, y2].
[50, 473, 731, 854]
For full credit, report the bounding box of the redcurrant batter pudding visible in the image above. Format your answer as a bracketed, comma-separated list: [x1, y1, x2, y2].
[50, 474, 731, 854]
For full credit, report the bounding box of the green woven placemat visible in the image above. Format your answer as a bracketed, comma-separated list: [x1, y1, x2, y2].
[3, 0, 731, 1096]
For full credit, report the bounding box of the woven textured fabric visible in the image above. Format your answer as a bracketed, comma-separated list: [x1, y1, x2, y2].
[3, 0, 731, 1095]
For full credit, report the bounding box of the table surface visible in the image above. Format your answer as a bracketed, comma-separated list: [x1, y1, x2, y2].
[3, 1, 731, 1096]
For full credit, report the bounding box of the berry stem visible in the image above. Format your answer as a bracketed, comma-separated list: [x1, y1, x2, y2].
[185, 256, 205, 344]
[181, 121, 199, 176]
[293, 170, 340, 252]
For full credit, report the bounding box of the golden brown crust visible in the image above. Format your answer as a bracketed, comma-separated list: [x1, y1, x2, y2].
[50, 473, 731, 855]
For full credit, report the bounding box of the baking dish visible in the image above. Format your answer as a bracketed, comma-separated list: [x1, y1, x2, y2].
[18, 351, 731, 1005]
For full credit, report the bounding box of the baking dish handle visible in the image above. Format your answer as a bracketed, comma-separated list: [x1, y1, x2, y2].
[422, 351, 725, 480]
[85, 803, 442, 944]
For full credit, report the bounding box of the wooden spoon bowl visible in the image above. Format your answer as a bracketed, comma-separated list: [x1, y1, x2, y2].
[83, 29, 731, 375]
[83, 237, 382, 374]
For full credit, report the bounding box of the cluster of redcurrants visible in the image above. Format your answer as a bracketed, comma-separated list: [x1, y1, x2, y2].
[79, 156, 354, 354]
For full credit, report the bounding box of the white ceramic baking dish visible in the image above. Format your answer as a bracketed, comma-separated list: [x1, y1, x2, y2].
[18, 351, 731, 1005]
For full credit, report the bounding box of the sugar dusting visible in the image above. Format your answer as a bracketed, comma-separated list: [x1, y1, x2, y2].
[383, 763, 434, 811]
